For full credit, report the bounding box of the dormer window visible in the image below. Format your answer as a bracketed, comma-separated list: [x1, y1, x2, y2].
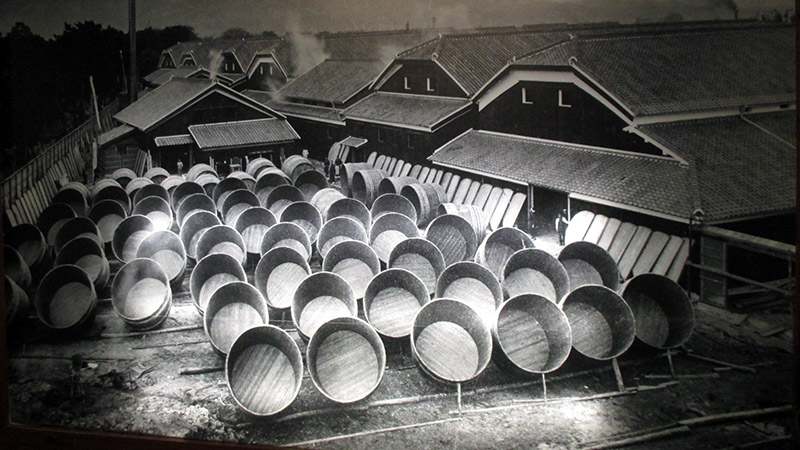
[522, 87, 533, 104]
[404, 76, 410, 90]
[426, 77, 436, 92]
[558, 90, 571, 108]
[269, 65, 273, 75]
[259, 66, 264, 75]
[224, 63, 229, 72]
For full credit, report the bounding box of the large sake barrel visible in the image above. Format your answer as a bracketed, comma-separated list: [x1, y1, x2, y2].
[4, 245, 32, 290]
[204, 281, 270, 355]
[246, 157, 275, 178]
[185, 163, 217, 182]
[254, 246, 311, 311]
[425, 214, 478, 267]
[378, 176, 419, 196]
[558, 241, 620, 291]
[227, 171, 256, 191]
[436, 261, 503, 329]
[307, 316, 386, 403]
[370, 193, 417, 224]
[255, 168, 291, 205]
[133, 183, 170, 206]
[560, 285, 635, 360]
[317, 216, 368, 259]
[35, 264, 97, 332]
[369, 212, 420, 264]
[438, 203, 488, 241]
[294, 169, 329, 200]
[190, 253, 247, 316]
[280, 201, 322, 245]
[175, 193, 216, 228]
[502, 248, 570, 303]
[111, 168, 137, 188]
[132, 195, 173, 231]
[266, 184, 305, 217]
[282, 155, 314, 181]
[89, 199, 128, 247]
[5, 223, 52, 277]
[327, 198, 371, 233]
[618, 273, 694, 349]
[179, 210, 221, 260]
[61, 181, 91, 200]
[56, 236, 110, 291]
[195, 173, 221, 197]
[52, 187, 88, 216]
[352, 169, 385, 208]
[322, 240, 380, 301]
[410, 298, 493, 383]
[310, 188, 346, 220]
[143, 167, 170, 184]
[221, 189, 260, 226]
[55, 216, 102, 251]
[37, 202, 76, 246]
[225, 325, 303, 417]
[5, 276, 29, 329]
[401, 183, 447, 227]
[111, 258, 172, 330]
[234, 206, 277, 258]
[125, 177, 153, 201]
[213, 178, 248, 212]
[493, 294, 572, 375]
[363, 268, 429, 338]
[91, 178, 121, 198]
[136, 230, 187, 288]
[341, 163, 373, 197]
[291, 271, 357, 341]
[196, 225, 246, 265]
[112, 215, 154, 262]
[388, 237, 446, 295]
[260, 222, 312, 261]
[160, 175, 185, 194]
[170, 181, 205, 211]
[93, 184, 131, 213]
[475, 227, 535, 279]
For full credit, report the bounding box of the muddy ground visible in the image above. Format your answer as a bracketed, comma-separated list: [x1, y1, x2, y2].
[6, 254, 796, 450]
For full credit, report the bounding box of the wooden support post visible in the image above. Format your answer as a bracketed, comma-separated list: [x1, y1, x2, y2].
[612, 358, 625, 392]
[542, 373, 548, 404]
[667, 349, 677, 379]
[457, 383, 462, 414]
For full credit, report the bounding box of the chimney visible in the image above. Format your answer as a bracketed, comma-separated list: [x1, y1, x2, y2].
[129, 0, 137, 103]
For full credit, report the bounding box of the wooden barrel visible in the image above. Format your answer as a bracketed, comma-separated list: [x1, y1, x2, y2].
[340, 163, 374, 197]
[227, 171, 257, 191]
[61, 181, 91, 200]
[425, 214, 478, 267]
[410, 298, 492, 383]
[279, 201, 322, 245]
[94, 184, 131, 213]
[111, 168, 137, 188]
[291, 271, 357, 341]
[160, 175, 185, 194]
[502, 248, 571, 303]
[175, 193, 215, 228]
[194, 173, 221, 197]
[213, 178, 248, 211]
[294, 169, 329, 200]
[307, 316, 386, 403]
[5, 276, 29, 329]
[196, 225, 246, 266]
[56, 236, 110, 291]
[266, 184, 304, 217]
[255, 168, 291, 206]
[493, 294, 572, 375]
[179, 210, 221, 260]
[185, 163, 216, 182]
[112, 215, 154, 262]
[38, 202, 76, 246]
[317, 217, 368, 259]
[322, 240, 380, 301]
[143, 167, 170, 184]
[560, 285, 635, 360]
[91, 178, 121, 198]
[89, 199, 128, 246]
[35, 264, 97, 332]
[125, 177, 153, 200]
[4, 223, 52, 277]
[254, 246, 311, 311]
[558, 241, 620, 291]
[136, 230, 187, 288]
[234, 206, 277, 258]
[369, 212, 420, 264]
[619, 273, 693, 349]
[260, 222, 312, 261]
[52, 187, 88, 216]
[370, 193, 417, 224]
[190, 253, 247, 316]
[112, 258, 172, 330]
[352, 169, 385, 208]
[401, 183, 447, 227]
[246, 157, 275, 178]
[170, 181, 204, 211]
[378, 176, 418, 196]
[327, 198, 371, 233]
[133, 183, 169, 206]
[437, 203, 488, 241]
[204, 281, 270, 355]
[282, 155, 314, 181]
[55, 216, 102, 251]
[435, 261, 503, 329]
[475, 227, 535, 279]
[388, 237, 446, 295]
[132, 196, 173, 231]
[221, 189, 260, 226]
[225, 325, 303, 417]
[364, 268, 429, 338]
[4, 245, 32, 291]
[310, 188, 346, 220]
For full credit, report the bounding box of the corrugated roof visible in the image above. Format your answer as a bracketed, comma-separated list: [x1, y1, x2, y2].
[278, 59, 385, 104]
[97, 124, 135, 147]
[429, 129, 694, 219]
[340, 136, 368, 147]
[154, 134, 194, 147]
[637, 112, 796, 222]
[188, 118, 299, 150]
[143, 67, 203, 86]
[343, 92, 472, 130]
[114, 78, 214, 130]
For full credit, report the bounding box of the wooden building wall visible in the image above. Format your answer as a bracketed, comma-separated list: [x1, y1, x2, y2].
[379, 61, 466, 98]
[286, 116, 348, 161]
[243, 62, 287, 91]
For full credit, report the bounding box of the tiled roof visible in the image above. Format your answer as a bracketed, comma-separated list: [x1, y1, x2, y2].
[429, 130, 694, 219]
[339, 136, 368, 147]
[320, 30, 440, 61]
[188, 118, 299, 150]
[154, 134, 194, 147]
[278, 59, 385, 104]
[343, 92, 472, 130]
[97, 124, 135, 147]
[226, 37, 284, 70]
[264, 99, 345, 123]
[143, 67, 203, 86]
[637, 112, 796, 222]
[114, 78, 214, 130]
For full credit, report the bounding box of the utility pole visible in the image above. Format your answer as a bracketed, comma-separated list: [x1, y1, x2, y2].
[129, 0, 137, 104]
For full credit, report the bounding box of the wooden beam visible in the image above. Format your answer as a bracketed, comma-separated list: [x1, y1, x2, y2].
[701, 226, 795, 260]
[687, 262, 794, 297]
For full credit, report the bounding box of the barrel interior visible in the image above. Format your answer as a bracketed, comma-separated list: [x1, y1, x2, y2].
[222, 191, 260, 226]
[38, 203, 76, 246]
[558, 241, 620, 291]
[212, 177, 247, 206]
[5, 224, 49, 270]
[56, 237, 109, 290]
[90, 199, 128, 244]
[112, 215, 155, 262]
[477, 227, 534, 279]
[426, 214, 477, 267]
[266, 185, 305, 216]
[502, 249, 570, 303]
[95, 185, 131, 213]
[55, 217, 102, 251]
[280, 202, 322, 245]
[322, 240, 380, 301]
[327, 198, 371, 233]
[318, 217, 368, 258]
[53, 189, 87, 216]
[436, 262, 502, 329]
[364, 269, 429, 338]
[112, 259, 171, 327]
[292, 272, 356, 340]
[234, 207, 277, 255]
[294, 169, 329, 200]
[621, 274, 694, 349]
[388, 238, 445, 295]
[371, 194, 417, 225]
[260, 222, 312, 260]
[137, 231, 187, 285]
[370, 213, 420, 263]
[196, 225, 246, 264]
[4, 245, 32, 290]
[133, 183, 169, 205]
[191, 253, 247, 315]
[205, 282, 269, 355]
[254, 247, 311, 310]
[176, 193, 215, 227]
[561, 285, 635, 360]
[36, 265, 96, 330]
[132, 196, 173, 231]
[179, 210, 221, 260]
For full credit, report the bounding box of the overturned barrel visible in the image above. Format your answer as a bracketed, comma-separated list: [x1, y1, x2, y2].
[213, 178, 248, 212]
[255, 168, 291, 206]
[558, 241, 620, 291]
[371, 193, 417, 225]
[370, 212, 420, 264]
[179, 210, 221, 260]
[560, 285, 635, 360]
[4, 223, 52, 277]
[125, 177, 153, 201]
[176, 193, 216, 228]
[89, 199, 128, 247]
[436, 261, 503, 329]
[195, 173, 221, 197]
[204, 281, 270, 355]
[352, 169, 385, 208]
[56, 236, 110, 291]
[112, 258, 172, 330]
[94, 184, 131, 213]
[619, 273, 693, 349]
[294, 169, 329, 200]
[144, 167, 170, 184]
[254, 246, 311, 311]
[317, 216, 368, 259]
[425, 214, 478, 267]
[282, 155, 314, 181]
[307, 316, 386, 403]
[5, 276, 29, 329]
[136, 230, 187, 288]
[227, 171, 256, 191]
[292, 271, 357, 341]
[493, 294, 572, 374]
[38, 202, 76, 246]
[364, 268, 429, 338]
[170, 181, 205, 212]
[61, 181, 91, 200]
[475, 227, 535, 279]
[185, 163, 217, 182]
[132, 195, 173, 231]
[388, 237, 445, 295]
[411, 298, 493, 384]
[266, 184, 305, 217]
[341, 163, 373, 197]
[111, 168, 136, 188]
[221, 189, 260, 226]
[502, 248, 570, 303]
[190, 253, 247, 316]
[35, 264, 97, 332]
[52, 187, 88, 216]
[260, 221, 312, 261]
[280, 201, 322, 245]
[323, 240, 380, 301]
[310, 188, 346, 220]
[112, 215, 154, 263]
[55, 216, 103, 252]
[246, 157, 275, 178]
[91, 178, 122, 199]
[378, 176, 418, 196]
[234, 206, 277, 258]
[195, 225, 246, 266]
[4, 245, 32, 291]
[438, 203, 488, 241]
[401, 183, 447, 227]
[327, 198, 371, 233]
[133, 183, 170, 206]
[160, 175, 185, 194]
[225, 325, 303, 417]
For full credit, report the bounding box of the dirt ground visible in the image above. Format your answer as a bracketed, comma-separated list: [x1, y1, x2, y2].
[6, 254, 797, 450]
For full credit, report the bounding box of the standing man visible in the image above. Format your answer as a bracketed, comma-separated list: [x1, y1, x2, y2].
[176, 159, 184, 176]
[555, 209, 570, 246]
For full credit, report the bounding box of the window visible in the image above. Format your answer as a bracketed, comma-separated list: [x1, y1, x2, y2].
[269, 65, 273, 75]
[378, 128, 387, 143]
[426, 77, 435, 92]
[224, 63, 229, 72]
[522, 87, 533, 104]
[403, 76, 410, 90]
[259, 66, 264, 75]
[558, 89, 572, 108]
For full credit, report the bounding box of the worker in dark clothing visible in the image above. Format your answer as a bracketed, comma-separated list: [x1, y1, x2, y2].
[334, 157, 342, 182]
[555, 209, 570, 245]
[324, 158, 332, 182]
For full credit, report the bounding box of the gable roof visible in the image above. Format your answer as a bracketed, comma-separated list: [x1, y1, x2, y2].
[143, 66, 204, 86]
[278, 59, 385, 104]
[343, 92, 472, 131]
[189, 118, 299, 150]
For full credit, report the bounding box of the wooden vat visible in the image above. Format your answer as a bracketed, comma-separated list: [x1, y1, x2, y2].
[310, 188, 346, 220]
[378, 176, 418, 196]
[143, 167, 170, 184]
[317, 216, 368, 259]
[388, 237, 446, 295]
[291, 271, 357, 341]
[35, 264, 98, 332]
[558, 241, 620, 291]
[437, 203, 488, 241]
[619, 273, 694, 349]
[89, 199, 128, 246]
[401, 183, 447, 227]
[294, 169, 329, 200]
[370, 193, 417, 224]
[502, 248, 570, 303]
[259, 222, 312, 261]
[175, 193, 216, 228]
[245, 157, 275, 178]
[327, 198, 372, 234]
[341, 162, 374, 197]
[369, 212, 420, 264]
[170, 181, 205, 212]
[233, 206, 277, 258]
[221, 189, 260, 226]
[37, 202, 76, 246]
[132, 196, 173, 231]
[254, 246, 311, 311]
[425, 214, 478, 267]
[5, 276, 29, 329]
[90, 178, 121, 198]
[112, 215, 155, 263]
[196, 225, 246, 266]
[94, 184, 131, 213]
[111, 168, 136, 188]
[52, 187, 88, 216]
[4, 245, 32, 290]
[281, 155, 314, 181]
[124, 177, 153, 201]
[279, 201, 323, 245]
[194, 173, 221, 197]
[214, 178, 249, 213]
[186, 163, 217, 182]
[55, 216, 103, 251]
[190, 253, 247, 316]
[136, 230, 187, 288]
[227, 171, 256, 191]
[266, 184, 305, 217]
[204, 281, 270, 355]
[160, 175, 185, 194]
[560, 285, 635, 360]
[133, 183, 169, 206]
[56, 236, 110, 291]
[255, 168, 291, 206]
[364, 268, 429, 338]
[322, 240, 380, 301]
[352, 169, 385, 208]
[178, 211, 221, 261]
[435, 261, 503, 329]
[475, 227, 535, 279]
[4, 223, 52, 277]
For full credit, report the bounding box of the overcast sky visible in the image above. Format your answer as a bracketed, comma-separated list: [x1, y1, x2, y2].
[0, 0, 794, 38]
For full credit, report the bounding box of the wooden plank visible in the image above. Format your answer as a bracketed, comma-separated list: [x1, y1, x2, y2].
[445, 175, 460, 202]
[432, 169, 444, 185]
[416, 166, 430, 182]
[501, 192, 527, 228]
[384, 157, 396, 175]
[471, 183, 493, 209]
[564, 210, 595, 245]
[481, 186, 504, 217]
[702, 225, 795, 259]
[408, 164, 422, 179]
[374, 155, 387, 171]
[651, 235, 684, 276]
[608, 222, 637, 263]
[18, 195, 34, 225]
[618, 226, 652, 279]
[666, 238, 690, 282]
[392, 159, 405, 177]
[11, 203, 24, 226]
[489, 188, 513, 231]
[6, 207, 18, 227]
[632, 231, 670, 277]
[463, 180, 481, 205]
[366, 151, 377, 166]
[425, 168, 438, 184]
[439, 172, 452, 189]
[24, 190, 42, 222]
[597, 218, 622, 251]
[399, 162, 412, 177]
[452, 177, 472, 204]
[583, 214, 608, 244]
